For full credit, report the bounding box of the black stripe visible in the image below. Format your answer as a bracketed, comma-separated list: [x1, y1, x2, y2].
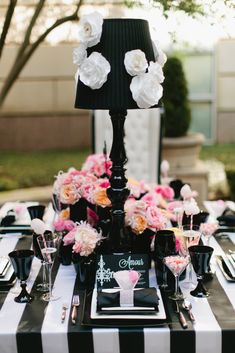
[119, 327, 145, 353]
[16, 257, 61, 353]
[205, 234, 235, 353]
[68, 275, 94, 353]
[160, 290, 196, 353]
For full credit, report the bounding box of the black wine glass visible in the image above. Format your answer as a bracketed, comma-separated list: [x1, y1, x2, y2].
[188, 245, 214, 297]
[154, 230, 176, 289]
[8, 250, 34, 303]
[27, 205, 45, 220]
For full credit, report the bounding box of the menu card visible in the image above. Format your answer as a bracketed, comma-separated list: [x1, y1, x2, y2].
[96, 253, 149, 289]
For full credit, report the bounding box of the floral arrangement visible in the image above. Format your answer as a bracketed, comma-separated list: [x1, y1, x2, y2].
[73, 11, 167, 108]
[63, 221, 102, 257]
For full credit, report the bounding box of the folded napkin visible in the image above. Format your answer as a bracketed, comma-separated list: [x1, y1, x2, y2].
[97, 287, 159, 312]
[0, 210, 16, 227]
[217, 215, 235, 226]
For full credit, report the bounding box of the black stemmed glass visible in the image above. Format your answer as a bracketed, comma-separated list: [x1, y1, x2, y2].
[188, 245, 214, 297]
[27, 206, 49, 293]
[8, 250, 34, 303]
[154, 230, 176, 289]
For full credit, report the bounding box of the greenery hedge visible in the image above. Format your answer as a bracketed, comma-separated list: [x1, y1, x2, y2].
[162, 57, 191, 137]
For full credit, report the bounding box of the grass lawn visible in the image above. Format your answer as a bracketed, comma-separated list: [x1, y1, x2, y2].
[0, 149, 90, 191]
[0, 143, 234, 192]
[200, 143, 235, 169]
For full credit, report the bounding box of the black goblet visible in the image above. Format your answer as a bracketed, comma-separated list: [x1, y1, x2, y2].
[188, 245, 214, 298]
[27, 205, 45, 220]
[8, 249, 34, 303]
[154, 230, 176, 289]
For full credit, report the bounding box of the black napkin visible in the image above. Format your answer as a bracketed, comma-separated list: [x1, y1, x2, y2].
[0, 210, 16, 227]
[97, 287, 159, 312]
[217, 215, 235, 227]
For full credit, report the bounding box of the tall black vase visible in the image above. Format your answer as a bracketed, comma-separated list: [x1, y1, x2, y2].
[69, 198, 89, 222]
[72, 253, 96, 289]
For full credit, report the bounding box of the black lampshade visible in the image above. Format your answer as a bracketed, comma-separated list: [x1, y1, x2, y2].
[74, 18, 156, 110]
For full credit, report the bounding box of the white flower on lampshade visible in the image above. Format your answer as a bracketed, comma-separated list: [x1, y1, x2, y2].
[130, 72, 163, 109]
[180, 184, 192, 200]
[73, 44, 87, 66]
[148, 61, 164, 83]
[124, 49, 148, 76]
[152, 41, 167, 67]
[79, 52, 111, 90]
[78, 11, 103, 48]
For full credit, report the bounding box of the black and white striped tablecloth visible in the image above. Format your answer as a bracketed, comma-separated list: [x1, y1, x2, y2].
[0, 232, 235, 353]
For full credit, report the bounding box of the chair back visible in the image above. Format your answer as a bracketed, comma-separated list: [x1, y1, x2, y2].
[92, 109, 162, 183]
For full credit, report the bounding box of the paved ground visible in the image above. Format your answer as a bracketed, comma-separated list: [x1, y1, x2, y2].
[0, 186, 52, 205]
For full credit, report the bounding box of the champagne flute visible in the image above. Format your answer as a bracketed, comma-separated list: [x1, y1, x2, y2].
[164, 255, 189, 300]
[37, 233, 59, 302]
[182, 225, 201, 288]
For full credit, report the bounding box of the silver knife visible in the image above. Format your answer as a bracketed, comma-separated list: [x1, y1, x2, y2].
[174, 301, 188, 329]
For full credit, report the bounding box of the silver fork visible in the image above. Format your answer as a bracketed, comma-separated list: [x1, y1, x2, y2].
[71, 295, 80, 325]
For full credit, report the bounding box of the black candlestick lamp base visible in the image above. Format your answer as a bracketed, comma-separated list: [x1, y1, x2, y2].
[106, 110, 130, 252]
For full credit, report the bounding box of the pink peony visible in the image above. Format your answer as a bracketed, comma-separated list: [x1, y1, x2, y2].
[154, 185, 174, 200]
[54, 219, 66, 232]
[63, 228, 76, 245]
[146, 205, 166, 230]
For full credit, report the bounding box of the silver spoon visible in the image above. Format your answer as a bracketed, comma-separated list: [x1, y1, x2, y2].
[182, 300, 195, 322]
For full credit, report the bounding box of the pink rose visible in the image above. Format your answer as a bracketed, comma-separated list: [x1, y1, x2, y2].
[154, 185, 175, 200]
[146, 206, 165, 230]
[64, 220, 76, 231]
[63, 229, 76, 245]
[142, 192, 159, 206]
[54, 219, 66, 232]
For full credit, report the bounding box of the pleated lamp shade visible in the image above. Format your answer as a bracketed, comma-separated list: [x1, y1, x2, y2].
[74, 18, 156, 110]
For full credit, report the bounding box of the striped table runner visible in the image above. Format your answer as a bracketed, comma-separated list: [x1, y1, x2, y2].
[0, 232, 234, 353]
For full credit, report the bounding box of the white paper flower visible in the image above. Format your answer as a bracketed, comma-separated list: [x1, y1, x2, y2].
[31, 218, 47, 235]
[184, 200, 200, 216]
[130, 72, 163, 108]
[180, 184, 192, 200]
[79, 52, 111, 90]
[73, 44, 87, 66]
[161, 160, 170, 175]
[78, 12, 103, 48]
[124, 49, 148, 76]
[152, 41, 167, 67]
[148, 61, 164, 83]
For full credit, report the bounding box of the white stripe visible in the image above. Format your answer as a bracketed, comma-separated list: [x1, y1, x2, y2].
[208, 233, 235, 309]
[0, 258, 41, 353]
[0, 237, 20, 257]
[41, 264, 77, 353]
[144, 327, 170, 353]
[92, 328, 120, 353]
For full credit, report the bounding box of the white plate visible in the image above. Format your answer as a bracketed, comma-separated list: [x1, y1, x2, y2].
[0, 263, 14, 282]
[90, 288, 166, 320]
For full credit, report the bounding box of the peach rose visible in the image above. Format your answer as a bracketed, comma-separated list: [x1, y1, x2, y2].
[130, 214, 147, 235]
[94, 188, 111, 207]
[60, 184, 80, 205]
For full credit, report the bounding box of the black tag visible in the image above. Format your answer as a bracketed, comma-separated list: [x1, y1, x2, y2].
[96, 253, 149, 289]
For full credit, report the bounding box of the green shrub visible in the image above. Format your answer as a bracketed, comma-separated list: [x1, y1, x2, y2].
[226, 168, 235, 201]
[0, 177, 19, 191]
[162, 57, 191, 137]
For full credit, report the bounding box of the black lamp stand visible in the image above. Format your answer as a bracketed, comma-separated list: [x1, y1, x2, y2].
[106, 110, 130, 251]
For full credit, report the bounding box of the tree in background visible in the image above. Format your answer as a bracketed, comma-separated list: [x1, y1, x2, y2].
[162, 57, 191, 137]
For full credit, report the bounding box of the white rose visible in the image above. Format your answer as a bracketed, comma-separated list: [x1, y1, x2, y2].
[130, 73, 163, 109]
[152, 41, 167, 67]
[73, 44, 87, 66]
[148, 61, 164, 83]
[124, 49, 148, 76]
[78, 12, 103, 48]
[79, 52, 111, 90]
